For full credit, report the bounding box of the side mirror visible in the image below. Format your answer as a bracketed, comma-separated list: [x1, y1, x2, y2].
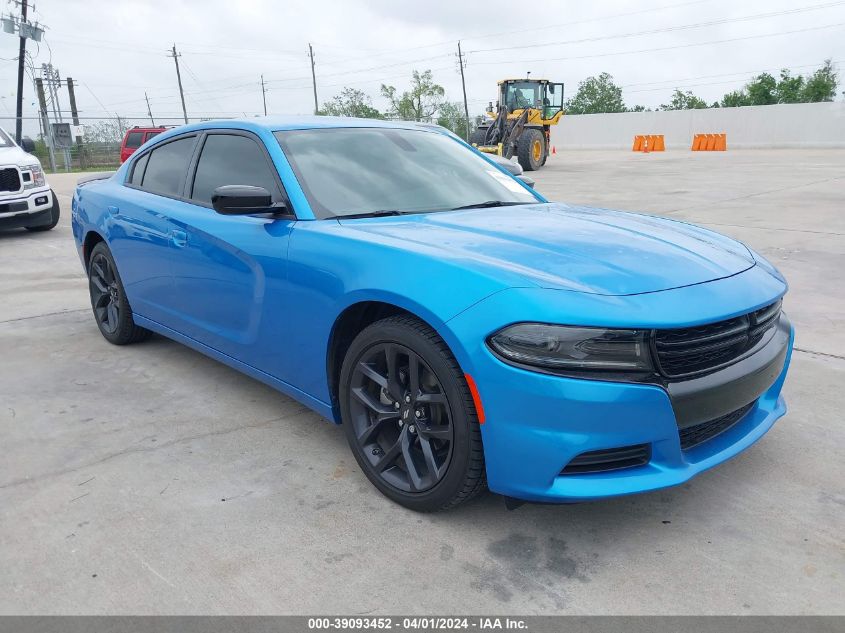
[211, 185, 284, 216]
[517, 175, 535, 189]
[20, 137, 36, 153]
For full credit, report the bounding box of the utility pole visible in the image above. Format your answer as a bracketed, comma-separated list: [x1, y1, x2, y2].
[34, 77, 55, 172]
[260, 74, 267, 116]
[66, 76, 85, 170]
[13, 0, 27, 143]
[144, 91, 156, 126]
[168, 44, 188, 124]
[308, 43, 318, 115]
[457, 41, 471, 141]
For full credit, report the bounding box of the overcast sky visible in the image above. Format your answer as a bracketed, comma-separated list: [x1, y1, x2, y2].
[1, 0, 843, 132]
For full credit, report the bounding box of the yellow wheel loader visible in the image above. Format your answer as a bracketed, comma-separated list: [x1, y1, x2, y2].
[470, 78, 564, 171]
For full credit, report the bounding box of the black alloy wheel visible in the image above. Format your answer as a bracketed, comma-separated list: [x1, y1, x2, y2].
[349, 342, 454, 493]
[340, 315, 486, 511]
[87, 242, 152, 345]
[90, 251, 122, 335]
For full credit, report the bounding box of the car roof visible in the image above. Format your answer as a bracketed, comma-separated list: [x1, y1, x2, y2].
[140, 116, 446, 150]
[162, 116, 431, 135]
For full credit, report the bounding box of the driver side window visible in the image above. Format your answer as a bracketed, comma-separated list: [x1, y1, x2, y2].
[191, 134, 280, 206]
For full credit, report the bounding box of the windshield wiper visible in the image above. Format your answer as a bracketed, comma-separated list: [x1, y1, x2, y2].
[450, 200, 531, 210]
[339, 209, 404, 219]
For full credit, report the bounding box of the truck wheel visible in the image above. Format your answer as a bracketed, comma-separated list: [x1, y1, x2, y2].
[25, 190, 60, 232]
[469, 128, 488, 146]
[517, 129, 544, 171]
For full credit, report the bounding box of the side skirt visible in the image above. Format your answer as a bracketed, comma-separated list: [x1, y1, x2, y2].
[133, 315, 337, 423]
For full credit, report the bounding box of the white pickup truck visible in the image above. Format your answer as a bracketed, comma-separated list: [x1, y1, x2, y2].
[0, 126, 60, 232]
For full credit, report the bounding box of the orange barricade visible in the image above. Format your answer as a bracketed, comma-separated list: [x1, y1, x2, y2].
[692, 133, 727, 151]
[632, 135, 665, 152]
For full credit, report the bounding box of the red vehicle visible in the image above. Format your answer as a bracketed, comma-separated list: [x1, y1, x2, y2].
[119, 126, 169, 163]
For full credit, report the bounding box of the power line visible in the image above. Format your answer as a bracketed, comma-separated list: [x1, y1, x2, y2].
[461, 0, 715, 45]
[468, 1, 845, 54]
[625, 61, 845, 94]
[470, 22, 845, 65]
[620, 60, 844, 90]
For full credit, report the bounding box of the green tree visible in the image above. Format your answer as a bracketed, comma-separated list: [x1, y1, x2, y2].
[381, 69, 445, 121]
[746, 73, 778, 105]
[436, 101, 474, 139]
[564, 72, 626, 114]
[774, 69, 805, 104]
[801, 59, 838, 102]
[720, 90, 750, 107]
[318, 87, 383, 119]
[719, 61, 839, 107]
[660, 89, 708, 110]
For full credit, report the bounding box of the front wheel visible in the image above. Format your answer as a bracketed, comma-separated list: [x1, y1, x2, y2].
[339, 315, 486, 511]
[517, 128, 545, 171]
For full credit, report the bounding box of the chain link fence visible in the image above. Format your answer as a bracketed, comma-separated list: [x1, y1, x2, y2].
[1, 116, 218, 173]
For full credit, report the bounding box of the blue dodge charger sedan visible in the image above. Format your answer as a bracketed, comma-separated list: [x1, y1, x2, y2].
[71, 117, 793, 511]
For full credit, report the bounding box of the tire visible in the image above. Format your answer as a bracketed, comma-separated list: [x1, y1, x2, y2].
[87, 242, 152, 345]
[540, 132, 549, 166]
[339, 315, 486, 511]
[25, 189, 60, 232]
[469, 128, 488, 146]
[517, 128, 545, 171]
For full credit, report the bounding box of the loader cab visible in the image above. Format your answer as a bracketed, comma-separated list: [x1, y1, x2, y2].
[498, 80, 564, 119]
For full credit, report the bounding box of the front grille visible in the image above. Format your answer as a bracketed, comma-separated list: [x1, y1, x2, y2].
[679, 402, 755, 450]
[654, 300, 781, 378]
[0, 167, 21, 193]
[561, 443, 651, 475]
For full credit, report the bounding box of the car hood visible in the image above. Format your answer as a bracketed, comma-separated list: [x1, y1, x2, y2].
[0, 145, 37, 166]
[338, 203, 756, 296]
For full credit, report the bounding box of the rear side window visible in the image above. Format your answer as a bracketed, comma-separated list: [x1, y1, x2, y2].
[128, 152, 149, 186]
[145, 131, 162, 143]
[191, 134, 279, 205]
[141, 137, 196, 197]
[124, 131, 144, 149]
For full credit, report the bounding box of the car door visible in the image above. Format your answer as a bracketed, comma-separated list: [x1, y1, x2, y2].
[164, 130, 296, 375]
[110, 134, 197, 325]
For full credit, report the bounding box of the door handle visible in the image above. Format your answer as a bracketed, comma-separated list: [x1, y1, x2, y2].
[171, 229, 187, 248]
[107, 205, 119, 214]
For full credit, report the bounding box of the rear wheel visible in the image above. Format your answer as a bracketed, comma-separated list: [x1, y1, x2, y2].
[339, 315, 486, 511]
[517, 128, 545, 171]
[88, 242, 152, 345]
[25, 190, 60, 232]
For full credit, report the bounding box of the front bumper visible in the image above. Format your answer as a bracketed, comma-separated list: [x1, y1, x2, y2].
[445, 278, 793, 503]
[0, 188, 53, 229]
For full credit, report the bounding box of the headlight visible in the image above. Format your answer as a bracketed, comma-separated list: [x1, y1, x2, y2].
[487, 323, 653, 373]
[24, 163, 46, 188]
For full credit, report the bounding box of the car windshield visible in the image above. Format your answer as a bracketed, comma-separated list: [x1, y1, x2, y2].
[274, 127, 538, 219]
[0, 127, 14, 148]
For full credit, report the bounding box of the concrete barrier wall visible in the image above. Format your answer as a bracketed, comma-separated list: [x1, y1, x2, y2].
[550, 101, 845, 149]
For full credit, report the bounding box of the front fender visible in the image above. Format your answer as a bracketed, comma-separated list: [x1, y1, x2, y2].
[283, 220, 510, 405]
